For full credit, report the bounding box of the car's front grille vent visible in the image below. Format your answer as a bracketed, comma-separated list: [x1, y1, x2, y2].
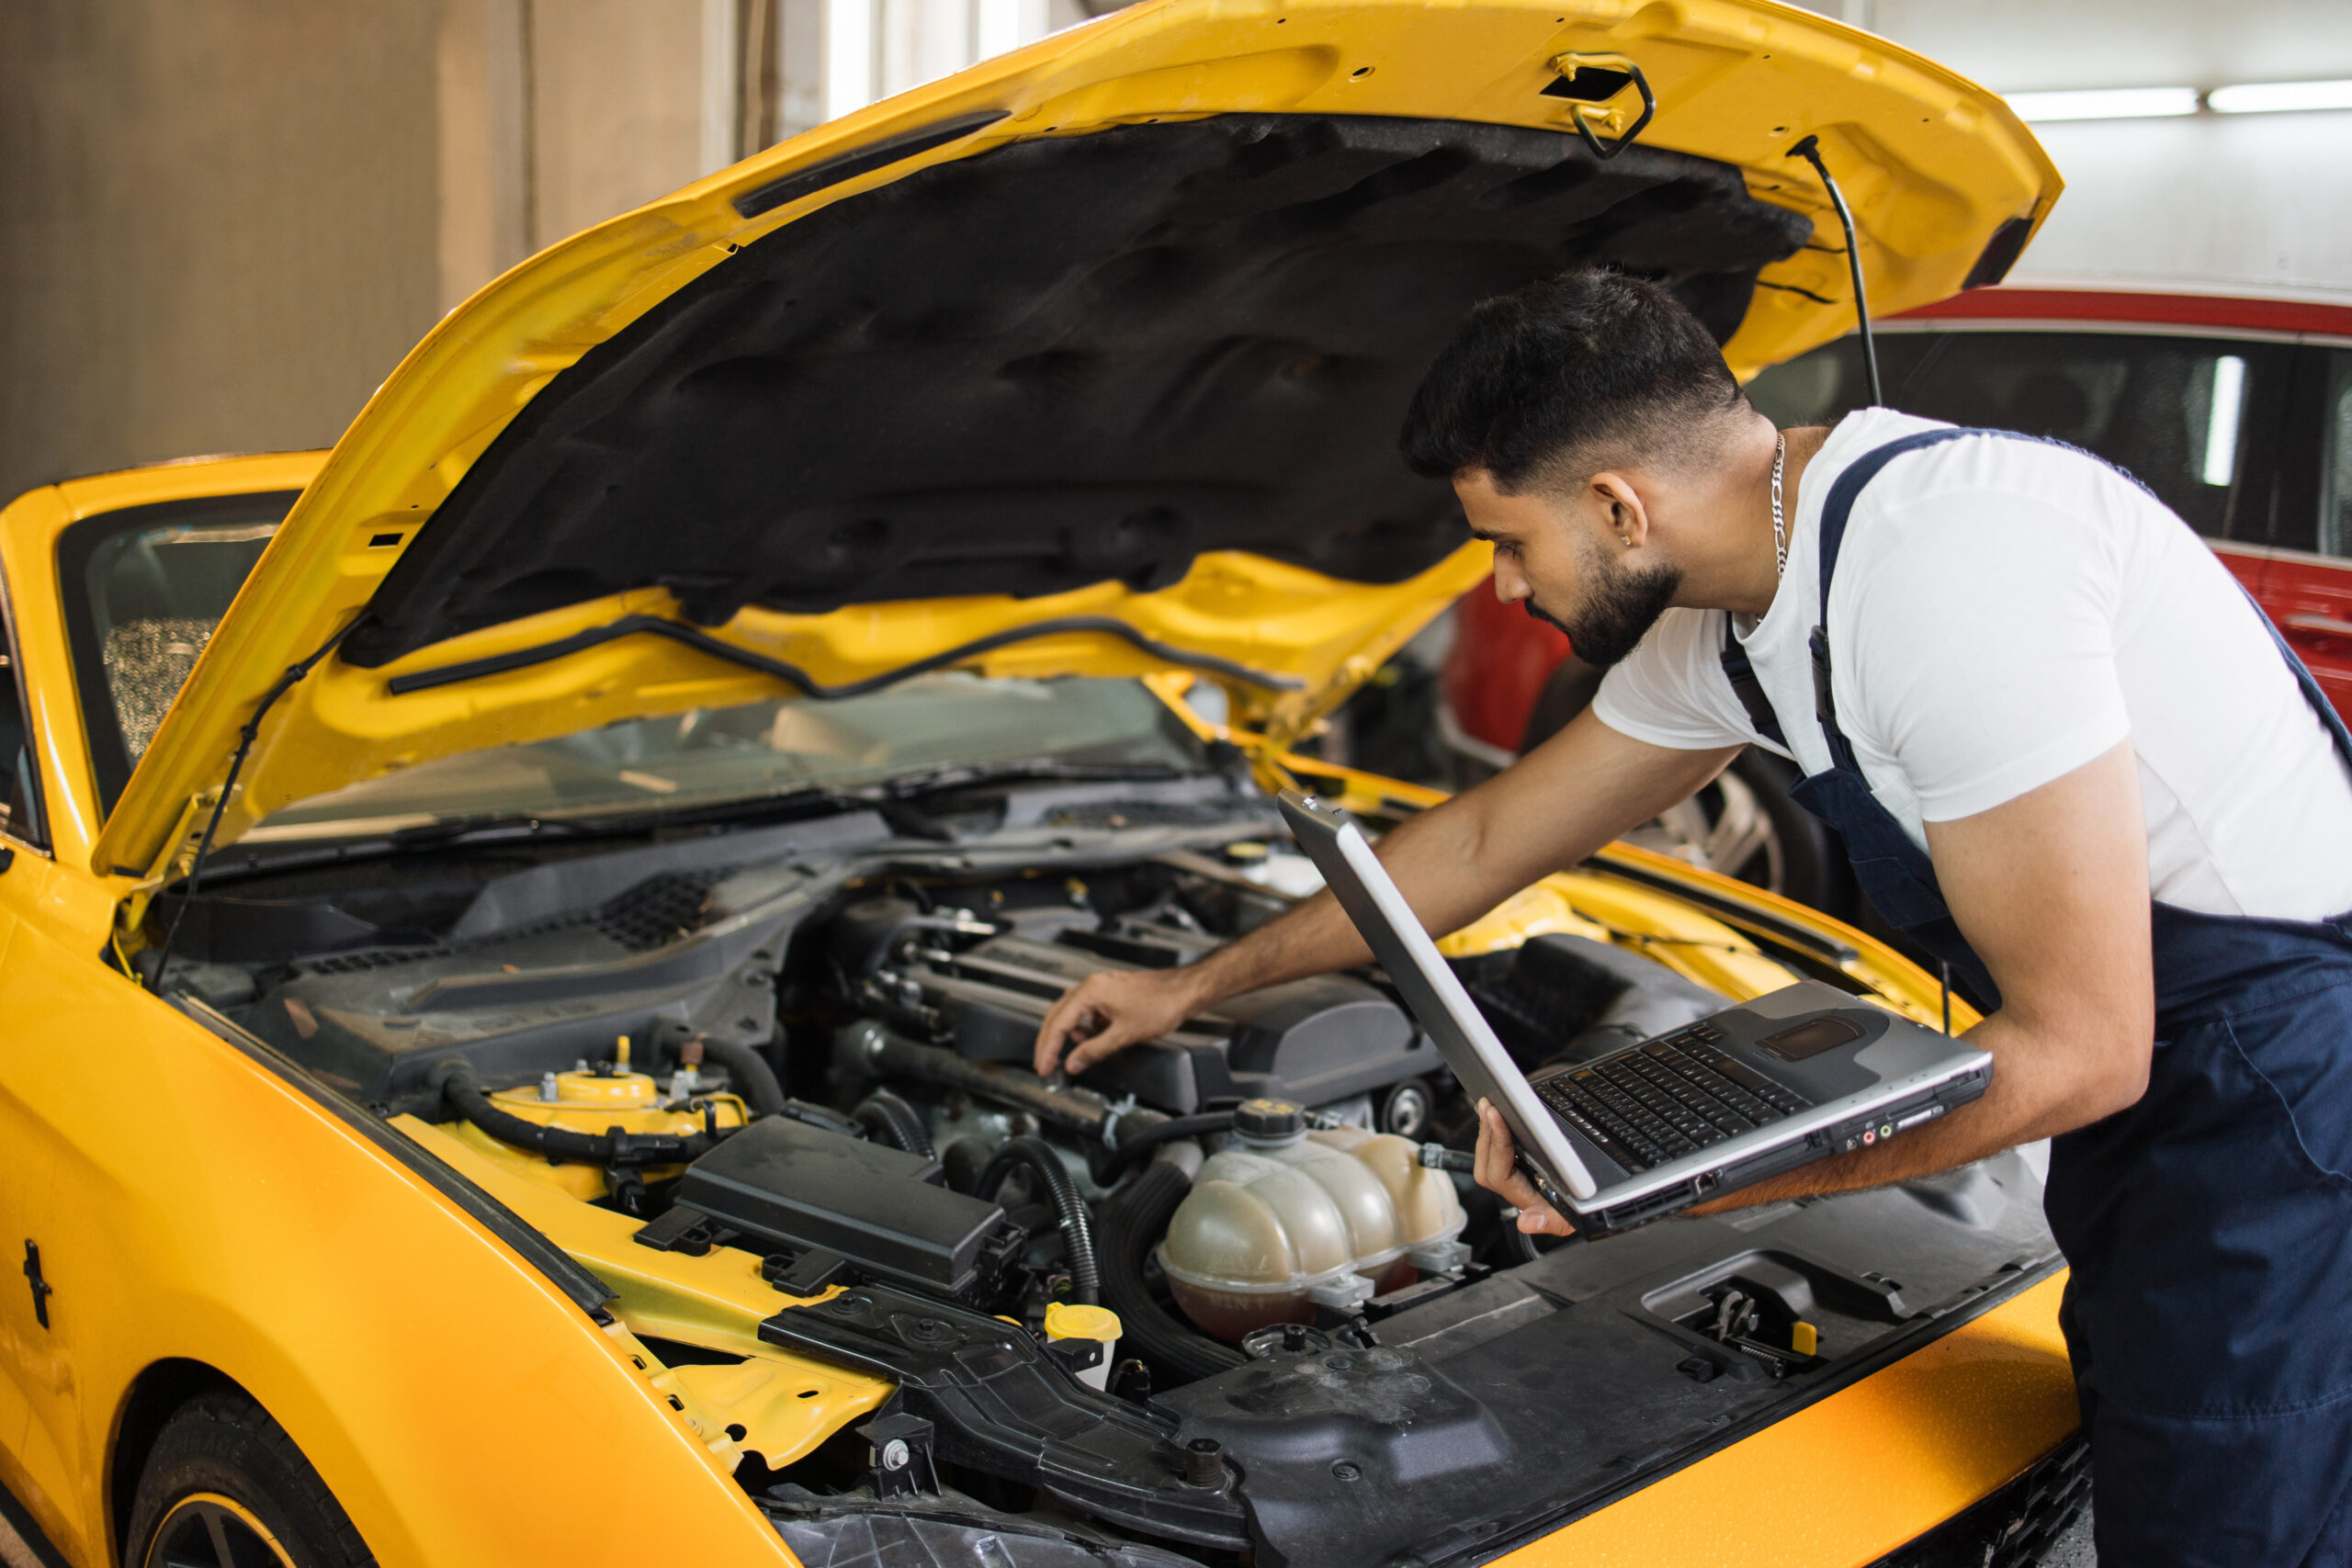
[295, 868, 725, 977]
[1867, 1434, 2089, 1568]
[300, 943, 458, 976]
[1985, 1438, 2091, 1568]
[594, 871, 720, 951]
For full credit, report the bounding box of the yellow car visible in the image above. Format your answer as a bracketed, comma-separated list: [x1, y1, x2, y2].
[0, 1, 2077, 1564]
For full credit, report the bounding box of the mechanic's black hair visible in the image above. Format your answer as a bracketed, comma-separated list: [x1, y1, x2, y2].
[1399, 269, 1747, 490]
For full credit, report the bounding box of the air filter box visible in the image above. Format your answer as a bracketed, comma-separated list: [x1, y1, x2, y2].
[671, 1117, 1009, 1298]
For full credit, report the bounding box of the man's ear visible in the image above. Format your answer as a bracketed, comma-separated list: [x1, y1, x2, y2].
[1589, 472, 1651, 551]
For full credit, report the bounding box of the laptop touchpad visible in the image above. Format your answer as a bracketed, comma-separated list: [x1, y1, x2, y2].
[1757, 1016, 1866, 1062]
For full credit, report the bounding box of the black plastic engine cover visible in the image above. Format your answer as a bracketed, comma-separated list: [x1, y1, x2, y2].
[673, 1117, 1006, 1297]
[894, 929, 1430, 1112]
[1162, 1151, 2066, 1568]
[762, 1286, 1251, 1549]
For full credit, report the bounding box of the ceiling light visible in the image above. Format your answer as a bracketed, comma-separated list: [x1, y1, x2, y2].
[2005, 86, 2201, 122]
[2208, 79, 2352, 115]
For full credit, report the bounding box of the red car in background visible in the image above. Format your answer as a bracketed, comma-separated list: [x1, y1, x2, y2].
[1442, 284, 2352, 916]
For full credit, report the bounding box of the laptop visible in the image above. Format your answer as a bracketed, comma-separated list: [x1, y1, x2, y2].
[1277, 791, 1992, 1236]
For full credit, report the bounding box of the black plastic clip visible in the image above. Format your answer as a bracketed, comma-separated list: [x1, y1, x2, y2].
[1543, 53, 1657, 161]
[762, 1248, 851, 1296]
[1044, 1335, 1106, 1381]
[631, 1206, 729, 1257]
[856, 1411, 939, 1498]
[1809, 626, 1838, 731]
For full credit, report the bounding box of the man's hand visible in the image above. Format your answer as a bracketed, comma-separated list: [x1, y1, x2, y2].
[1028, 711, 1737, 1082]
[1034, 966, 1209, 1077]
[1686, 739, 2156, 1213]
[1473, 1099, 1577, 1236]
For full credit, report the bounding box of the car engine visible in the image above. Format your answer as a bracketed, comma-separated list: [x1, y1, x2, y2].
[161, 785, 2064, 1566]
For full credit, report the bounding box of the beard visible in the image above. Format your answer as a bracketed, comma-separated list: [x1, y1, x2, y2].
[1523, 537, 1682, 669]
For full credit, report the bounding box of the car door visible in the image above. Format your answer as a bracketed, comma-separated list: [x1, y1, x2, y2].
[0, 580, 79, 1551]
[2256, 344, 2352, 719]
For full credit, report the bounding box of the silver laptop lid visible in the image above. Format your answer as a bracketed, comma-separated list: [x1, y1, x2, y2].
[1277, 791, 1600, 1201]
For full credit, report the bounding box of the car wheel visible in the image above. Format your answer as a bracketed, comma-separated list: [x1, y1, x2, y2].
[126, 1388, 374, 1568]
[1518, 660, 1852, 919]
[1708, 750, 1849, 917]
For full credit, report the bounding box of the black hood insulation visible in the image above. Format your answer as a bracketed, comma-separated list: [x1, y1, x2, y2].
[346, 114, 1808, 668]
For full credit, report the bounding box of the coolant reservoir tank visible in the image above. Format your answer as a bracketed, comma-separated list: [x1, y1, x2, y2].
[1159, 1099, 1466, 1341]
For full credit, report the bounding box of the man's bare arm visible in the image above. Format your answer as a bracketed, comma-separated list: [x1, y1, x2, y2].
[1033, 710, 1740, 1074]
[1481, 738, 2154, 1235]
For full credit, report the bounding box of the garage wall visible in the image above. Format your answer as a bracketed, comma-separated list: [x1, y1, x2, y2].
[1815, 0, 2352, 294]
[6, 0, 2344, 510]
[0, 0, 1076, 505]
[0, 1, 442, 503]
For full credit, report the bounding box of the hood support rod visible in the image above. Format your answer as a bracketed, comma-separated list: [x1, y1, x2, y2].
[1787, 135, 1883, 409]
[144, 619, 357, 993]
[381, 613, 1306, 700]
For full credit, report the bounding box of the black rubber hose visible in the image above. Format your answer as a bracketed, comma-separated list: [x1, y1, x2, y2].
[852, 1089, 934, 1158]
[979, 1136, 1101, 1307]
[695, 1035, 786, 1118]
[855, 1028, 1106, 1134]
[1102, 1111, 1233, 1182]
[431, 1058, 722, 1166]
[1097, 1157, 1244, 1384]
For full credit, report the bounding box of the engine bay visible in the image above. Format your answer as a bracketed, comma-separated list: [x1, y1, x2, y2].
[154, 770, 2064, 1567]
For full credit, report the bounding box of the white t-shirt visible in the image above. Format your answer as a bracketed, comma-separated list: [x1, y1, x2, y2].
[1591, 408, 2352, 920]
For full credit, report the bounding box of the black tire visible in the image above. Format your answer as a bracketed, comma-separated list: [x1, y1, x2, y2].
[1517, 660, 1857, 920]
[1721, 749, 1851, 919]
[125, 1387, 374, 1568]
[1518, 656, 1607, 754]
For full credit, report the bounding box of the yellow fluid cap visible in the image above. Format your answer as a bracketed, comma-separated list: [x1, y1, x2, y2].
[1044, 1303, 1123, 1343]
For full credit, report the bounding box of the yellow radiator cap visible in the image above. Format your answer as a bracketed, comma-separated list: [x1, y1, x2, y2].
[1044, 1303, 1123, 1344]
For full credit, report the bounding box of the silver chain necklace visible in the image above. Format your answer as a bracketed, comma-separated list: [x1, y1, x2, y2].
[1770, 432, 1789, 579]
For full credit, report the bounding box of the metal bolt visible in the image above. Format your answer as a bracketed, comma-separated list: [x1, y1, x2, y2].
[1183, 1437, 1225, 1487]
[880, 1438, 910, 1472]
[538, 1072, 560, 1101]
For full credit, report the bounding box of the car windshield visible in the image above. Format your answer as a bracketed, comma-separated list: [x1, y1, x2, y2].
[1745, 329, 2291, 540]
[60, 497, 1210, 836]
[59, 494, 298, 813]
[245, 673, 1207, 840]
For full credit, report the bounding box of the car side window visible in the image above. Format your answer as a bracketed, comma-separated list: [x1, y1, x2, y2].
[1745, 330, 2290, 540]
[2322, 349, 2352, 558]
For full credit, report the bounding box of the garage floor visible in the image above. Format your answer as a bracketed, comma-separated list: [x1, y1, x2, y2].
[2045, 1510, 2098, 1565]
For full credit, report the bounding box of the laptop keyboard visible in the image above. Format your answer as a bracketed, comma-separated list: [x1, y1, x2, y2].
[1534, 1022, 1815, 1174]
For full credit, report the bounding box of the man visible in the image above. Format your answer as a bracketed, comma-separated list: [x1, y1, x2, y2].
[1034, 269, 2352, 1565]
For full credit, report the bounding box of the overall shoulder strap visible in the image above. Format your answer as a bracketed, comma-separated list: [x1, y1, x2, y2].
[1717, 426, 1989, 768]
[1815, 424, 2352, 781]
[1717, 614, 1787, 748]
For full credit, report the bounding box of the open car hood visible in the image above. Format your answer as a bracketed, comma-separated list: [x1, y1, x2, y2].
[96, 0, 2055, 882]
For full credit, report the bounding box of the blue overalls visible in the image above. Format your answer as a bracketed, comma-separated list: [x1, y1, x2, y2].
[1720, 427, 2352, 1565]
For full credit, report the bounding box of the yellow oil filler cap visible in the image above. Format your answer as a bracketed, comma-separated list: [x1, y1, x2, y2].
[1043, 1303, 1123, 1391]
